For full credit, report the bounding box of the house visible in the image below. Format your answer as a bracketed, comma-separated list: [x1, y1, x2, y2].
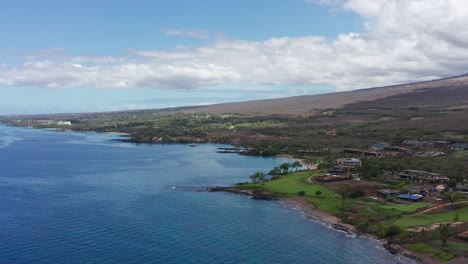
[431, 141, 451, 149]
[383, 146, 413, 154]
[450, 143, 468, 151]
[397, 193, 423, 201]
[337, 158, 362, 168]
[398, 169, 449, 183]
[328, 165, 348, 175]
[377, 189, 400, 199]
[343, 148, 383, 157]
[57, 121, 72, 126]
[371, 142, 388, 151]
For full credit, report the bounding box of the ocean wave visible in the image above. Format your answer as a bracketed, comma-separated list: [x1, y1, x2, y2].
[0, 136, 23, 149]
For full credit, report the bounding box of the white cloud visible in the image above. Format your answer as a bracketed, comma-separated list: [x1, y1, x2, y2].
[161, 29, 210, 39]
[1, 0, 468, 91]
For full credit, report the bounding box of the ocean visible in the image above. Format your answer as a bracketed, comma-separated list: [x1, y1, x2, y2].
[0, 125, 414, 263]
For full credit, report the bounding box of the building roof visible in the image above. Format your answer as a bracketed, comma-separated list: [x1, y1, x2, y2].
[377, 189, 400, 195]
[401, 170, 443, 176]
[397, 194, 423, 201]
[337, 158, 361, 162]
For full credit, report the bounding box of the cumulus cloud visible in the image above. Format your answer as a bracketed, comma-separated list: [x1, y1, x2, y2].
[1, 0, 468, 91]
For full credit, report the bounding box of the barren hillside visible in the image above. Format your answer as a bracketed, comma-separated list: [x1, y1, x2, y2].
[187, 75, 468, 115]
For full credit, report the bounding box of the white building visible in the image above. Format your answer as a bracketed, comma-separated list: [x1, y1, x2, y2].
[57, 121, 72, 126]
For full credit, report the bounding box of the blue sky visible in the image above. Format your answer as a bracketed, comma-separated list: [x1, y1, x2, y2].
[1, 0, 468, 114]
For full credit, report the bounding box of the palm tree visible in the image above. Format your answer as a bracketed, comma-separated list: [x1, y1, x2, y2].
[268, 166, 281, 179]
[291, 161, 302, 171]
[280, 162, 291, 174]
[250, 172, 266, 186]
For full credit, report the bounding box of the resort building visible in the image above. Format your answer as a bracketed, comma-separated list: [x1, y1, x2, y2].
[376, 189, 400, 199]
[343, 148, 382, 157]
[450, 143, 468, 151]
[336, 158, 362, 168]
[431, 141, 451, 149]
[57, 121, 72, 126]
[371, 142, 388, 151]
[397, 169, 449, 183]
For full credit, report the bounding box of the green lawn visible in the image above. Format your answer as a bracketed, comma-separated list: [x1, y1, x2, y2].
[259, 171, 343, 215]
[381, 202, 430, 212]
[392, 206, 468, 228]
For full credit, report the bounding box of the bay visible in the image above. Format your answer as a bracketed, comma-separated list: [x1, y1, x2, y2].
[0, 125, 413, 263]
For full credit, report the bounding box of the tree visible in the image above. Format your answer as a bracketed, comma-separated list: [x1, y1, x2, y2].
[315, 190, 322, 197]
[291, 161, 302, 172]
[249, 171, 263, 185]
[250, 172, 265, 186]
[258, 172, 266, 184]
[317, 156, 335, 170]
[268, 166, 281, 179]
[449, 192, 460, 208]
[441, 192, 459, 208]
[454, 214, 460, 230]
[439, 223, 450, 246]
[280, 162, 291, 174]
[440, 192, 451, 207]
[385, 225, 401, 237]
[337, 184, 352, 211]
[447, 179, 457, 189]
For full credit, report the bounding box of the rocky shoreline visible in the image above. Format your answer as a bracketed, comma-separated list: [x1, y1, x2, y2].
[208, 185, 442, 264]
[208, 186, 279, 200]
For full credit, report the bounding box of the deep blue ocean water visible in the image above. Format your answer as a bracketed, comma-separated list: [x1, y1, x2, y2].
[0, 125, 414, 264]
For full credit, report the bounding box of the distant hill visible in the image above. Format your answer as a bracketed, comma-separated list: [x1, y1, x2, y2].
[186, 75, 468, 115]
[2, 72, 467, 154]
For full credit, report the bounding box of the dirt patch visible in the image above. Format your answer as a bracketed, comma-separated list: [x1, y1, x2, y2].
[324, 179, 387, 196]
[407, 222, 464, 232]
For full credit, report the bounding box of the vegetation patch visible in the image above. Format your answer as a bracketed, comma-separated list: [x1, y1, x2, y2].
[407, 243, 431, 253]
[380, 202, 430, 212]
[432, 251, 456, 261]
[393, 206, 468, 228]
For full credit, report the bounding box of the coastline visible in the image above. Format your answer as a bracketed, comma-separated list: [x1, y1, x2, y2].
[2, 125, 463, 263]
[104, 131, 131, 136]
[279, 197, 444, 264]
[280, 197, 356, 233]
[210, 186, 450, 264]
[276, 154, 319, 169]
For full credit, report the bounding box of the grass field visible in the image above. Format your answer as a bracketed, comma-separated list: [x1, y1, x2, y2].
[380, 202, 431, 212]
[257, 171, 343, 215]
[392, 206, 468, 228]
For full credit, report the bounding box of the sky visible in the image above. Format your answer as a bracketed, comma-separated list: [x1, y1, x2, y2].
[1, 0, 468, 114]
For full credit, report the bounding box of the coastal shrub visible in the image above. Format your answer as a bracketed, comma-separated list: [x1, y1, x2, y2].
[385, 225, 401, 237]
[297, 191, 306, 196]
[407, 243, 431, 253]
[432, 251, 456, 261]
[397, 232, 417, 244]
[367, 224, 381, 234]
[348, 189, 364, 198]
[356, 221, 370, 232]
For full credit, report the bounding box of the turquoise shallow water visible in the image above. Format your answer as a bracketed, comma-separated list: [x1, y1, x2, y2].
[0, 125, 414, 263]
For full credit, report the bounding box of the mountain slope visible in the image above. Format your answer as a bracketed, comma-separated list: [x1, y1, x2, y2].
[187, 75, 468, 115]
